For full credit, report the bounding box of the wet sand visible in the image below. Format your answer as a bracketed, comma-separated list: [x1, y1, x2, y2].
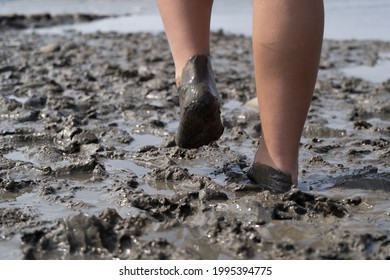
[1, 15, 390, 259]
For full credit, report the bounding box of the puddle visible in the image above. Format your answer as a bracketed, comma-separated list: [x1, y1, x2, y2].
[105, 159, 175, 196]
[3, 148, 38, 165]
[34, 15, 165, 35]
[226, 138, 255, 162]
[115, 121, 164, 150]
[7, 192, 74, 220]
[0, 234, 24, 260]
[223, 100, 242, 111]
[55, 171, 94, 181]
[105, 158, 149, 176]
[6, 95, 29, 104]
[320, 105, 349, 132]
[139, 182, 176, 196]
[131, 134, 163, 148]
[166, 121, 179, 133]
[342, 53, 390, 83]
[139, 226, 225, 259]
[3, 147, 97, 181]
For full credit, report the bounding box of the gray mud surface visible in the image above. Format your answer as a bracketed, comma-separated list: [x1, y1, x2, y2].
[1, 17, 390, 259]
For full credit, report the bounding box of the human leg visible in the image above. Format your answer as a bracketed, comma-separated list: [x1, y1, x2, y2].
[251, 0, 324, 186]
[157, 0, 224, 148]
[157, 0, 214, 84]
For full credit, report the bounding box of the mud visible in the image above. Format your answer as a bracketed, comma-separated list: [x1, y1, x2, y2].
[247, 163, 293, 194]
[176, 55, 224, 149]
[1, 16, 390, 259]
[0, 14, 109, 32]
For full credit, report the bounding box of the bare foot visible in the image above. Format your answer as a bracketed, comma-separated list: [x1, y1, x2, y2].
[247, 138, 298, 192]
[175, 55, 224, 148]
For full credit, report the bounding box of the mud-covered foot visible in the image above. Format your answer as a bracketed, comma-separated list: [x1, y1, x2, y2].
[176, 55, 224, 149]
[247, 163, 293, 194]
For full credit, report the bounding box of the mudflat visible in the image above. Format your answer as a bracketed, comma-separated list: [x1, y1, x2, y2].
[1, 15, 390, 259]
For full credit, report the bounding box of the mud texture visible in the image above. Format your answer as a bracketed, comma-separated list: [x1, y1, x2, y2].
[0, 14, 109, 32]
[176, 55, 224, 149]
[247, 163, 293, 194]
[1, 16, 390, 260]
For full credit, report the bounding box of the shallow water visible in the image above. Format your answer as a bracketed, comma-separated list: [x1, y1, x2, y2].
[2, 0, 390, 40]
[342, 56, 390, 83]
[1, 12, 390, 260]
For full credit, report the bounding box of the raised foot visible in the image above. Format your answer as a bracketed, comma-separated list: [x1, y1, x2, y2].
[176, 55, 224, 149]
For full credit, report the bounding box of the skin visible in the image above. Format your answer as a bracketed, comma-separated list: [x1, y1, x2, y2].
[157, 0, 214, 86]
[252, 0, 324, 184]
[157, 0, 324, 185]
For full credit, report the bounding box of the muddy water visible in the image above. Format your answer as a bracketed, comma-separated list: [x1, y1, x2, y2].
[1, 22, 390, 259]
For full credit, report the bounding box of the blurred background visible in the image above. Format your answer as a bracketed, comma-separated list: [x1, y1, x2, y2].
[1, 0, 390, 40]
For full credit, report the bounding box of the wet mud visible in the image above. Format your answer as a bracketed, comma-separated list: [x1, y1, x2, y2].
[0, 14, 109, 32]
[1, 17, 390, 259]
[176, 55, 224, 149]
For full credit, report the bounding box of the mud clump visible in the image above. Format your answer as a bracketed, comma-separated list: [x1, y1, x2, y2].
[22, 209, 199, 260]
[0, 178, 35, 193]
[273, 189, 349, 220]
[1, 24, 390, 259]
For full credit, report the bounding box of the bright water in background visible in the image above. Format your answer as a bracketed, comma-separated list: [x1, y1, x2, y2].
[1, 0, 390, 260]
[1, 0, 390, 41]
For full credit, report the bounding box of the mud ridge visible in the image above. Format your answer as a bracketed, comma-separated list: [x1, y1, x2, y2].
[1, 28, 390, 259]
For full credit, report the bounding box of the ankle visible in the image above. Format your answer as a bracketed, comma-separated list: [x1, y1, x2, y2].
[175, 54, 213, 87]
[254, 142, 299, 185]
[175, 75, 181, 87]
